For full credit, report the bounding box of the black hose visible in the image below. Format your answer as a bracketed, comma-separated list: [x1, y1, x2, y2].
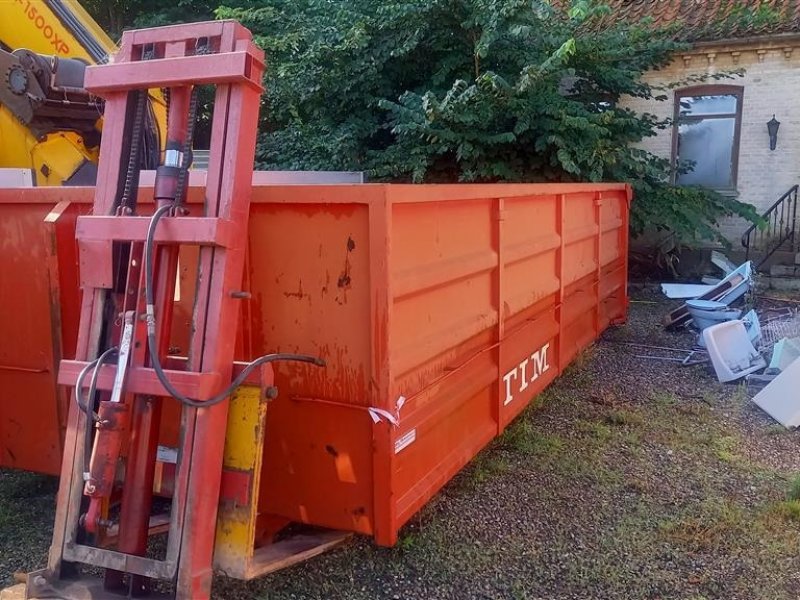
[143, 205, 324, 408]
[74, 358, 100, 417]
[75, 347, 118, 420]
[77, 347, 118, 477]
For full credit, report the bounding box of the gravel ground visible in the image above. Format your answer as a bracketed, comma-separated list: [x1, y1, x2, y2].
[2, 287, 800, 599]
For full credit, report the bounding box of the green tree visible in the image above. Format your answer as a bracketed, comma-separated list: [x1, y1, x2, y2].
[83, 0, 217, 38]
[217, 0, 760, 244]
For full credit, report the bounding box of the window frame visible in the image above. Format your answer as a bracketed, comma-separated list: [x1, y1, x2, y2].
[671, 84, 744, 192]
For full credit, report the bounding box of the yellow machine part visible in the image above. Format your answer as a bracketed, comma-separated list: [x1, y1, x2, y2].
[0, 0, 115, 61]
[214, 385, 268, 578]
[30, 132, 100, 186]
[0, 106, 99, 184]
[0, 0, 166, 185]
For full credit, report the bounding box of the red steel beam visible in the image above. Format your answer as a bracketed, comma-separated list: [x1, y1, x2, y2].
[76, 216, 238, 247]
[85, 52, 262, 93]
[58, 362, 223, 400]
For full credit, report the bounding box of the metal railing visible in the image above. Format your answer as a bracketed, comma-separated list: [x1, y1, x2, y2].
[741, 184, 798, 269]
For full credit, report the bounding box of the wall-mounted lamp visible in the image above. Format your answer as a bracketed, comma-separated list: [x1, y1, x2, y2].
[767, 115, 781, 151]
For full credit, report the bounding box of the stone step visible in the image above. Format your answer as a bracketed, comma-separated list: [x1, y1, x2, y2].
[759, 274, 800, 292]
[770, 264, 800, 278]
[727, 249, 800, 271]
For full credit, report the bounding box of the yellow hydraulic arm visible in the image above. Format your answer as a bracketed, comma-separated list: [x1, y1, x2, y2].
[0, 0, 166, 185]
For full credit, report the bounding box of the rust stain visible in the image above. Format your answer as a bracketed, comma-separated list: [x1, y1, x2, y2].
[336, 236, 356, 305]
[270, 342, 369, 406]
[321, 270, 331, 297]
[284, 279, 305, 300]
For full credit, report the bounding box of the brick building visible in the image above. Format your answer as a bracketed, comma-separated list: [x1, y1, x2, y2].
[611, 0, 800, 244]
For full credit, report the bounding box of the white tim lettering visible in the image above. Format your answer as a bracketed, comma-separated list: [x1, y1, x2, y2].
[502, 368, 518, 406]
[518, 358, 529, 393]
[531, 342, 551, 382]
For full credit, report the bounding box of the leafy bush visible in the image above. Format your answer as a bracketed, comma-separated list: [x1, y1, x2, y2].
[210, 0, 760, 243]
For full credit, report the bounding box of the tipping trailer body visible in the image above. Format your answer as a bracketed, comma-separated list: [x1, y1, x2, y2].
[0, 180, 629, 553]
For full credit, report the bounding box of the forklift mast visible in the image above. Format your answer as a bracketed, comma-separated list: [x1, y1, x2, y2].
[27, 21, 268, 600]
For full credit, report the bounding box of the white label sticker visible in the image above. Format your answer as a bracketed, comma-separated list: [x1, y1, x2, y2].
[394, 429, 416, 454]
[157, 445, 178, 464]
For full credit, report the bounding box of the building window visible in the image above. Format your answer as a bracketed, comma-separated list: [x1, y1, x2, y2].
[672, 85, 743, 191]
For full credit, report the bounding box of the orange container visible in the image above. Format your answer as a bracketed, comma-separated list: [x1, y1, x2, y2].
[0, 180, 630, 546]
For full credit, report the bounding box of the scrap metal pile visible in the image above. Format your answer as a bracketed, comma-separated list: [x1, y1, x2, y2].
[657, 252, 800, 428]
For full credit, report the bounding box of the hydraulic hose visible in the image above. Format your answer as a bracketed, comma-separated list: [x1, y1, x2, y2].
[75, 346, 119, 420]
[143, 204, 325, 408]
[75, 346, 118, 477]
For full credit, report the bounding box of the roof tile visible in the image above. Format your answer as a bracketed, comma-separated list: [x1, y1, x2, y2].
[599, 0, 800, 41]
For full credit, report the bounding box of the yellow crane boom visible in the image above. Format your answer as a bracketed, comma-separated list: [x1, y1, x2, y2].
[0, 0, 166, 185]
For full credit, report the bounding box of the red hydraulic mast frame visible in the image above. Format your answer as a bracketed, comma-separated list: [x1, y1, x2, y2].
[30, 21, 264, 600]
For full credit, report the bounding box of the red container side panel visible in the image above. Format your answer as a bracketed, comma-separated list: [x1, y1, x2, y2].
[0, 199, 85, 474]
[379, 185, 630, 545]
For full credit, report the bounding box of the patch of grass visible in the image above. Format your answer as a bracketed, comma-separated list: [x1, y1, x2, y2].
[659, 499, 746, 552]
[646, 411, 705, 452]
[397, 531, 419, 551]
[651, 390, 679, 408]
[576, 419, 612, 442]
[786, 474, 800, 501]
[711, 435, 741, 464]
[534, 387, 559, 409]
[770, 500, 800, 523]
[610, 508, 659, 548]
[675, 401, 713, 422]
[529, 433, 566, 456]
[500, 421, 565, 457]
[468, 453, 511, 486]
[572, 344, 598, 370]
[731, 383, 750, 405]
[500, 418, 537, 454]
[545, 448, 622, 484]
[621, 429, 643, 448]
[715, 449, 739, 464]
[623, 476, 651, 495]
[503, 413, 622, 481]
[510, 582, 532, 600]
[589, 464, 624, 486]
[603, 408, 644, 427]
